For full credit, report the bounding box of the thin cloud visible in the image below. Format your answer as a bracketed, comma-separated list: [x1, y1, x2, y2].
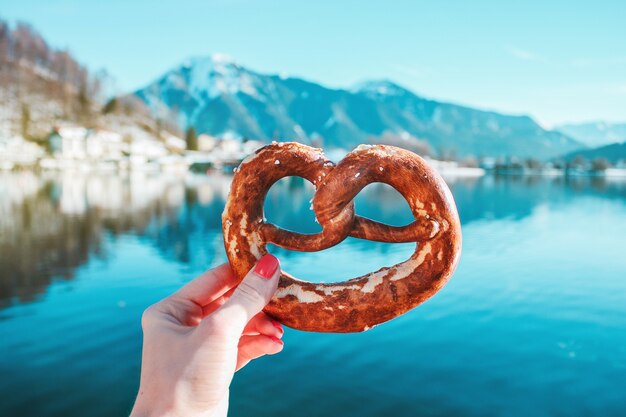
[505, 46, 540, 62]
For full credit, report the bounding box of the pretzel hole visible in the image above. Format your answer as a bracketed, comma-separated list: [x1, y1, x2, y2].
[264, 176, 322, 234]
[355, 183, 415, 226]
[268, 238, 415, 284]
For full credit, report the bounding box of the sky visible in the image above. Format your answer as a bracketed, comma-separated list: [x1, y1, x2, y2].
[1, 0, 625, 127]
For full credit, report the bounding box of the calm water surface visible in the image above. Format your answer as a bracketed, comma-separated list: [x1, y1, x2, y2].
[1, 171, 625, 417]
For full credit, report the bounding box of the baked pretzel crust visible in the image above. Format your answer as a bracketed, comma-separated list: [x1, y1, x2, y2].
[222, 142, 461, 333]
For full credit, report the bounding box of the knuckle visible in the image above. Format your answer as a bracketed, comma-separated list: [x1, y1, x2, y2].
[140, 304, 158, 329]
[201, 313, 221, 331]
[235, 280, 266, 307]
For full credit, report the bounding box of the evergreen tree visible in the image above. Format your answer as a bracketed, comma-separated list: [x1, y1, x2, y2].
[21, 103, 30, 139]
[77, 83, 91, 125]
[185, 127, 198, 151]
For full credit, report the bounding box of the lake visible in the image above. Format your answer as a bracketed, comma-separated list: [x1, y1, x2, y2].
[1, 171, 625, 417]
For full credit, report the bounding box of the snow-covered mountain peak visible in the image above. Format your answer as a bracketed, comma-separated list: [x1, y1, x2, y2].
[165, 54, 262, 100]
[353, 79, 410, 96]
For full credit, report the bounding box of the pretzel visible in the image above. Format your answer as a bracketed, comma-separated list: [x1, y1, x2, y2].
[222, 142, 461, 333]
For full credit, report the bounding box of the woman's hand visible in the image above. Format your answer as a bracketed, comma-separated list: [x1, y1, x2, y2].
[130, 254, 284, 417]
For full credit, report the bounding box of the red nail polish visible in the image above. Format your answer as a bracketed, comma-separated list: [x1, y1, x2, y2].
[272, 320, 284, 334]
[254, 254, 279, 279]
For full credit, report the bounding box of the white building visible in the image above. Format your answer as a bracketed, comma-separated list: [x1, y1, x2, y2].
[198, 134, 219, 152]
[49, 125, 126, 161]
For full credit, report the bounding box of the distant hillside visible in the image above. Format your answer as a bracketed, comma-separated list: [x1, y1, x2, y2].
[134, 55, 583, 159]
[562, 141, 626, 164]
[556, 121, 626, 148]
[0, 19, 179, 141]
[0, 19, 106, 138]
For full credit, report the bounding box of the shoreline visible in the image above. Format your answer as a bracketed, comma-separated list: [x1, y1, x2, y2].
[3, 162, 626, 181]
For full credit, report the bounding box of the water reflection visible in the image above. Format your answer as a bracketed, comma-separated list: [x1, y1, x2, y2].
[2, 171, 625, 309]
[0, 172, 231, 307]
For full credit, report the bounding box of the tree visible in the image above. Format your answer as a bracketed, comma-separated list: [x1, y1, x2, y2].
[0, 20, 10, 66]
[103, 98, 118, 114]
[569, 155, 587, 170]
[525, 158, 542, 171]
[185, 127, 198, 151]
[77, 81, 91, 124]
[21, 103, 30, 139]
[591, 158, 610, 171]
[155, 118, 164, 140]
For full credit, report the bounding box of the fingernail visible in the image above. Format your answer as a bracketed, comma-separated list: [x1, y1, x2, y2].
[272, 320, 284, 334]
[254, 254, 279, 279]
[270, 336, 284, 345]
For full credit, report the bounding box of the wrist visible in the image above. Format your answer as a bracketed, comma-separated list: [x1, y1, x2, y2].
[130, 393, 223, 417]
[130, 393, 178, 417]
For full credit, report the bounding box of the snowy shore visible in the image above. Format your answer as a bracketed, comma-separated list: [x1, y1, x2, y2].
[3, 133, 626, 179]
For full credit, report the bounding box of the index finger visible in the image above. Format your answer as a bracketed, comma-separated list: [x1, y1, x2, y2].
[173, 263, 239, 307]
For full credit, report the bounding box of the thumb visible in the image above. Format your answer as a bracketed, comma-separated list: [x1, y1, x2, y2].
[208, 254, 281, 335]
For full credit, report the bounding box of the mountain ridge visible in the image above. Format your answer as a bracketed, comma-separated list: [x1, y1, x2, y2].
[556, 121, 626, 148]
[133, 54, 584, 159]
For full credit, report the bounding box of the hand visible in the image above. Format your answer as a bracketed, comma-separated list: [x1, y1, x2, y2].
[130, 254, 284, 417]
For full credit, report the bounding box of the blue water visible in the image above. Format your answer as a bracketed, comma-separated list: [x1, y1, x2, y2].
[1, 172, 625, 417]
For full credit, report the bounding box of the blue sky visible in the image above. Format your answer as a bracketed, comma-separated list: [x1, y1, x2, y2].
[2, 0, 625, 126]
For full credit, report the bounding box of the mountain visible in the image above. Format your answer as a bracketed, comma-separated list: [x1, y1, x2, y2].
[556, 121, 626, 148]
[134, 55, 582, 159]
[562, 141, 626, 164]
